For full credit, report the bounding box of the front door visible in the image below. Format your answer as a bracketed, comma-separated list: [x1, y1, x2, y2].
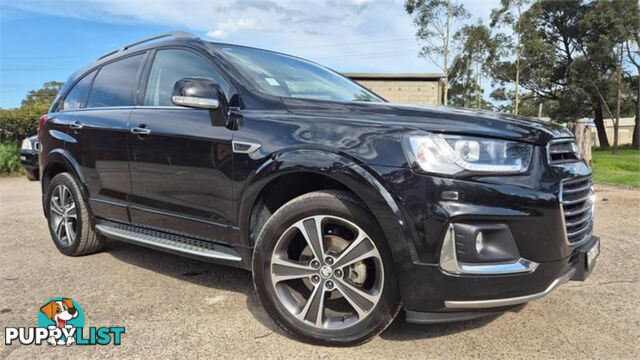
[127, 48, 236, 243]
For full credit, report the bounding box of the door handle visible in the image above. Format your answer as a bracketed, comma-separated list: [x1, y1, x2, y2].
[131, 126, 151, 136]
[69, 121, 83, 130]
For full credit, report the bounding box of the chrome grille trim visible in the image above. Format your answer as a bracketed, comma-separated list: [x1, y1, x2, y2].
[563, 204, 592, 217]
[560, 176, 594, 246]
[562, 193, 592, 205]
[567, 225, 591, 238]
[564, 212, 591, 228]
[563, 183, 591, 194]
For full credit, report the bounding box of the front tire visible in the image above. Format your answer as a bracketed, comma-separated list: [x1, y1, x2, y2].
[45, 172, 104, 256]
[252, 190, 400, 346]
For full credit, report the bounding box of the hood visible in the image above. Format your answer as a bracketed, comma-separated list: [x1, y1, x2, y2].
[282, 98, 573, 145]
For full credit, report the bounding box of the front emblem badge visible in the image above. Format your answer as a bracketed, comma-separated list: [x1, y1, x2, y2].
[319, 265, 332, 279]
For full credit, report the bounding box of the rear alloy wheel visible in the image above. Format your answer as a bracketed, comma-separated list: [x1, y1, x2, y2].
[253, 191, 399, 346]
[49, 184, 77, 246]
[46, 172, 104, 256]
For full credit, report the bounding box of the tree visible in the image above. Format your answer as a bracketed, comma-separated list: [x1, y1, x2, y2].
[21, 81, 64, 107]
[449, 22, 499, 109]
[489, 1, 566, 117]
[490, 0, 531, 115]
[405, 0, 469, 106]
[487, 0, 638, 149]
[581, 0, 639, 153]
[625, 28, 640, 149]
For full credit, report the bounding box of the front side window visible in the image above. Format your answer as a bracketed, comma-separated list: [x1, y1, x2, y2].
[215, 44, 383, 103]
[144, 49, 230, 106]
[87, 54, 144, 108]
[62, 70, 96, 110]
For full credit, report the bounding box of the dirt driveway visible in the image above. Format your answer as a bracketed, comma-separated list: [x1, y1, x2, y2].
[1, 176, 639, 359]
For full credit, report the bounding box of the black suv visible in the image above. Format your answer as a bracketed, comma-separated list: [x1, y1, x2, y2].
[39, 32, 599, 345]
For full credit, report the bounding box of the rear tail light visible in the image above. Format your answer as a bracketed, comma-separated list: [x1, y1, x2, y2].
[37, 114, 48, 138]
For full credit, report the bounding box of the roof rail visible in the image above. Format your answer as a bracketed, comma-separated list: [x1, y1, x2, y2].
[96, 31, 199, 61]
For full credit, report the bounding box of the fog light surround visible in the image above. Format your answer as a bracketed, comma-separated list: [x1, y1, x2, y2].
[440, 223, 539, 275]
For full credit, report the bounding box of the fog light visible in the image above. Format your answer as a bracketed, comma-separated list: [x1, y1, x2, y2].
[475, 232, 485, 254]
[440, 222, 539, 275]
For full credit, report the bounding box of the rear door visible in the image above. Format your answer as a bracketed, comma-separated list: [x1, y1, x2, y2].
[127, 48, 236, 243]
[43, 71, 96, 162]
[65, 53, 146, 222]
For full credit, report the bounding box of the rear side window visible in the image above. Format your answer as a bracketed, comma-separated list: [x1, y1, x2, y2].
[62, 70, 96, 110]
[87, 54, 144, 108]
[144, 49, 230, 106]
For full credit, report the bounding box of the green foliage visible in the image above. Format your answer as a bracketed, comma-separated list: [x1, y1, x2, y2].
[0, 142, 22, 175]
[405, 0, 470, 105]
[0, 102, 50, 142]
[0, 81, 61, 174]
[449, 22, 499, 109]
[484, 0, 639, 151]
[0, 81, 60, 143]
[404, 0, 470, 58]
[21, 81, 63, 108]
[592, 147, 640, 188]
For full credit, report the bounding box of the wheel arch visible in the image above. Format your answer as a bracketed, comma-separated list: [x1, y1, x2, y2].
[41, 149, 89, 214]
[239, 149, 418, 269]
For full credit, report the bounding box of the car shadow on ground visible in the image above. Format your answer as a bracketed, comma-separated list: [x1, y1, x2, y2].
[105, 240, 503, 343]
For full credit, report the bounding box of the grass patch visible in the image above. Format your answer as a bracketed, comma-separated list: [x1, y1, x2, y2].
[0, 142, 23, 176]
[592, 147, 640, 189]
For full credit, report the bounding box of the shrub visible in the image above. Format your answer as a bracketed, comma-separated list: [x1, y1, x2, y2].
[0, 103, 48, 142]
[0, 142, 22, 175]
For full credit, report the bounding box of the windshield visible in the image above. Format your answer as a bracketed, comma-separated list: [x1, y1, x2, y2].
[215, 44, 383, 103]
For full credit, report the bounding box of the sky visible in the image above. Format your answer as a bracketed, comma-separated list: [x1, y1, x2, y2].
[0, 0, 500, 109]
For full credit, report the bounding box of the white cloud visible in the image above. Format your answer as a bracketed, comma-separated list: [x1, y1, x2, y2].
[4, 0, 499, 73]
[206, 18, 260, 38]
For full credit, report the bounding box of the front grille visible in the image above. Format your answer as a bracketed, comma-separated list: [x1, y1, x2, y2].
[560, 176, 594, 245]
[548, 139, 580, 164]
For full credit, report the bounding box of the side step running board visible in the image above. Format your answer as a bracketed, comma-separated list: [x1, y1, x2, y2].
[95, 221, 242, 264]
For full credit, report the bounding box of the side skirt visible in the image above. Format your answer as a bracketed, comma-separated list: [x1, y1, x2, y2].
[94, 220, 243, 267]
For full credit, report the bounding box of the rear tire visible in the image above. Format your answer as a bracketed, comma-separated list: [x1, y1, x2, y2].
[252, 190, 400, 346]
[45, 172, 104, 256]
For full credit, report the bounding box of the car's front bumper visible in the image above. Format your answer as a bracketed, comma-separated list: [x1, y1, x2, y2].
[399, 235, 598, 313]
[404, 235, 598, 323]
[370, 156, 596, 317]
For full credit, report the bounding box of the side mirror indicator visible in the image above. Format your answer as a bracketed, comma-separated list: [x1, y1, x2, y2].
[171, 95, 219, 109]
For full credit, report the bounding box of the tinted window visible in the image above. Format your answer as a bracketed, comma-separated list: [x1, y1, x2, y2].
[216, 44, 382, 102]
[87, 54, 144, 108]
[144, 49, 230, 106]
[62, 70, 96, 110]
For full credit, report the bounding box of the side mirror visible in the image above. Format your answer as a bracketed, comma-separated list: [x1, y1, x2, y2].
[171, 77, 223, 109]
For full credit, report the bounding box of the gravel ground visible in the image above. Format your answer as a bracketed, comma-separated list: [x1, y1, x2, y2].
[1, 176, 639, 359]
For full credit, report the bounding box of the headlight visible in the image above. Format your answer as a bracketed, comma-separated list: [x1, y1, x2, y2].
[21, 138, 32, 151]
[404, 133, 533, 175]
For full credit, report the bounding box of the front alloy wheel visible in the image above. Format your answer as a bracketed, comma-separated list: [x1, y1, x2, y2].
[253, 191, 399, 346]
[271, 215, 384, 329]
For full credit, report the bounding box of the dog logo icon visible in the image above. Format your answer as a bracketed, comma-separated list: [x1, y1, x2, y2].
[40, 298, 78, 329]
[37, 297, 84, 346]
